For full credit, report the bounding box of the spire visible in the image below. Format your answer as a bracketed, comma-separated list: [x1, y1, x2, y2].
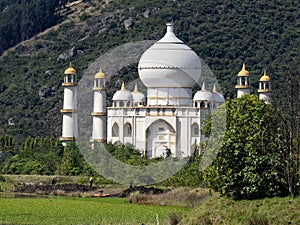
[238, 63, 249, 76]
[259, 69, 271, 82]
[94, 67, 105, 79]
[166, 22, 175, 33]
[64, 62, 76, 75]
[201, 82, 206, 91]
[133, 83, 139, 93]
[159, 23, 183, 43]
[213, 83, 217, 93]
[121, 82, 125, 91]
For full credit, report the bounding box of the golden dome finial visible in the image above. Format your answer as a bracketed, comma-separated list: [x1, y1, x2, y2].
[259, 69, 271, 82]
[133, 84, 139, 93]
[238, 63, 249, 76]
[121, 82, 126, 91]
[94, 67, 105, 78]
[64, 62, 76, 74]
[213, 83, 217, 93]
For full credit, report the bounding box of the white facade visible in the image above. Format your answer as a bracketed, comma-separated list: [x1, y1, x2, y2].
[104, 23, 224, 158]
[60, 23, 273, 157]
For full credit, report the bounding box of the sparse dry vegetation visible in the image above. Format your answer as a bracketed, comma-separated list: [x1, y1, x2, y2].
[127, 187, 209, 207]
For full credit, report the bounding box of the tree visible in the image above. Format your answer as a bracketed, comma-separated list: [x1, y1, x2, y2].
[274, 57, 300, 196]
[59, 142, 83, 175]
[203, 95, 288, 199]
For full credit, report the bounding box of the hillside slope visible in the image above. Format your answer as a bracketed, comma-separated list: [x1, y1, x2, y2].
[0, 0, 299, 142]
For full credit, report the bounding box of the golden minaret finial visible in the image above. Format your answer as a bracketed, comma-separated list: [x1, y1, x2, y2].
[213, 83, 217, 92]
[133, 84, 139, 93]
[242, 63, 246, 71]
[121, 82, 125, 91]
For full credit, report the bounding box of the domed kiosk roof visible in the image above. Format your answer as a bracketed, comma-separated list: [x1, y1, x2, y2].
[64, 63, 76, 75]
[94, 68, 105, 79]
[212, 84, 225, 103]
[193, 83, 214, 101]
[131, 84, 145, 103]
[238, 63, 250, 77]
[138, 23, 202, 88]
[112, 83, 133, 101]
[259, 70, 271, 82]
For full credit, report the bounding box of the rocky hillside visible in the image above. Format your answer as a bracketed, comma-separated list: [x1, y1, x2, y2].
[0, 0, 299, 142]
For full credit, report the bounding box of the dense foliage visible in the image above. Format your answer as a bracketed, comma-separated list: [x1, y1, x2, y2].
[0, 0, 71, 54]
[0, 137, 95, 176]
[203, 95, 289, 199]
[0, 137, 203, 186]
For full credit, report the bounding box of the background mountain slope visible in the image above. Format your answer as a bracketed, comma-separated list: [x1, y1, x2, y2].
[0, 0, 299, 142]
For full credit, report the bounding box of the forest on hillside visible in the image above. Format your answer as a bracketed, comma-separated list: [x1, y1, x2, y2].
[0, 0, 299, 141]
[0, 0, 78, 54]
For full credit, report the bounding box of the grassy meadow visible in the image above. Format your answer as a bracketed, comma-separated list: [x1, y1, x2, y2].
[180, 195, 300, 225]
[0, 197, 188, 225]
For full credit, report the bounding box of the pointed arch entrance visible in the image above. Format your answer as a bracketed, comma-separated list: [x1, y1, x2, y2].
[146, 119, 176, 158]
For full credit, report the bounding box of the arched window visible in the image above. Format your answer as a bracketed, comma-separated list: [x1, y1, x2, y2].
[200, 101, 205, 108]
[112, 123, 119, 137]
[124, 123, 132, 137]
[191, 123, 199, 137]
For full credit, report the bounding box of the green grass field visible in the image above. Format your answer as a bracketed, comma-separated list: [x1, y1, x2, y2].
[0, 197, 188, 225]
[179, 195, 300, 225]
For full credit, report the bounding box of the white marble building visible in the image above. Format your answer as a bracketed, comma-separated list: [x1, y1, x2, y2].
[61, 23, 272, 157]
[92, 23, 225, 157]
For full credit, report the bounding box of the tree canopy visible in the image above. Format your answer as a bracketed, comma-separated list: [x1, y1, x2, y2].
[203, 95, 289, 199]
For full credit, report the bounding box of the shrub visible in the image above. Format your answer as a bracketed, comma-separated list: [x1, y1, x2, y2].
[167, 212, 182, 225]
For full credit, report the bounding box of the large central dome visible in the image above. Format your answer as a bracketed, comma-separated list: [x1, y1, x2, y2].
[138, 23, 202, 88]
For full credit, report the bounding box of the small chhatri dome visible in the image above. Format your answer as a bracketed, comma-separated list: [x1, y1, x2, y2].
[193, 82, 214, 101]
[131, 84, 145, 103]
[95, 68, 105, 79]
[212, 83, 225, 103]
[238, 63, 250, 76]
[112, 82, 133, 101]
[259, 70, 271, 82]
[64, 63, 76, 75]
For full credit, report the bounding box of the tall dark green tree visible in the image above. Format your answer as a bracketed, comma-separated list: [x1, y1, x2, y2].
[203, 95, 288, 199]
[59, 142, 83, 176]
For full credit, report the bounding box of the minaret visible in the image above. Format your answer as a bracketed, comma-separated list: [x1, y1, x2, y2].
[61, 63, 78, 146]
[258, 69, 272, 104]
[235, 63, 251, 98]
[91, 68, 107, 143]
